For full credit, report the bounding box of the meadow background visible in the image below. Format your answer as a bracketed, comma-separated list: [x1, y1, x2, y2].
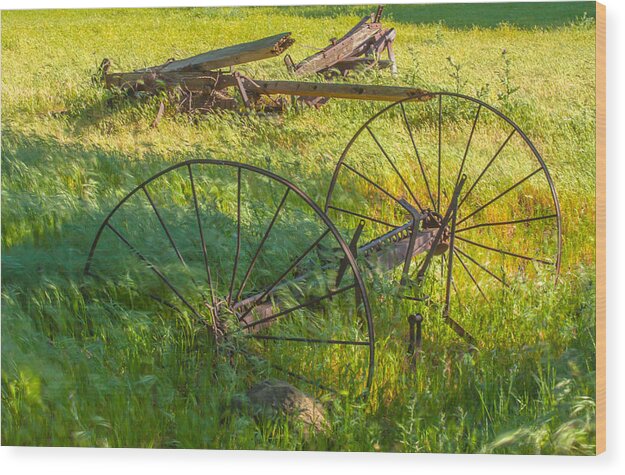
[1, 2, 597, 453]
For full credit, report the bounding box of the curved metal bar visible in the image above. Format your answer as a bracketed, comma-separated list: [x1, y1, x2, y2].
[84, 158, 375, 394]
[325, 92, 562, 281]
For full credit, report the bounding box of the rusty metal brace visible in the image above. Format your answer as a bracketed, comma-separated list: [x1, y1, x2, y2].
[234, 71, 253, 110]
[336, 220, 365, 289]
[407, 313, 423, 370]
[399, 198, 424, 287]
[407, 313, 423, 356]
[373, 5, 385, 23]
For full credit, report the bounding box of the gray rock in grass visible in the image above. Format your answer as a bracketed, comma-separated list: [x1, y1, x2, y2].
[242, 379, 329, 434]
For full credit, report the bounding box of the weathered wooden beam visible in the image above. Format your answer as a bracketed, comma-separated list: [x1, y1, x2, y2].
[143, 32, 295, 73]
[104, 69, 431, 103]
[246, 79, 432, 102]
[371, 28, 396, 55]
[104, 71, 238, 91]
[293, 23, 382, 76]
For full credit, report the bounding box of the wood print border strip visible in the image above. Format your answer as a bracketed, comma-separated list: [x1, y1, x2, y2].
[595, 0, 606, 456]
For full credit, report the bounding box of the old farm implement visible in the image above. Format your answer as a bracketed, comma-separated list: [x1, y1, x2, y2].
[84, 95, 562, 396]
[100, 7, 412, 112]
[86, 11, 562, 397]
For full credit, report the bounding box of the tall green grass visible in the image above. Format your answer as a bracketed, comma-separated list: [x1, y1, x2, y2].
[2, 4, 596, 453]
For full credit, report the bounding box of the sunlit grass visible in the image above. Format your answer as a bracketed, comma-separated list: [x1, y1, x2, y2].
[2, 4, 596, 453]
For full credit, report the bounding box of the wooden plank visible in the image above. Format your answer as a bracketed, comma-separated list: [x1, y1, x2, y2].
[150, 32, 294, 73]
[104, 71, 238, 91]
[246, 79, 431, 102]
[104, 70, 431, 103]
[595, 0, 606, 456]
[371, 28, 396, 55]
[293, 23, 382, 76]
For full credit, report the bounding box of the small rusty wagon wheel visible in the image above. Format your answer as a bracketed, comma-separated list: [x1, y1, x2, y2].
[84, 160, 374, 397]
[325, 93, 562, 343]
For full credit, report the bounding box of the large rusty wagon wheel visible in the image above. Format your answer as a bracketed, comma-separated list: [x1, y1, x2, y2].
[325, 93, 562, 343]
[85, 160, 374, 397]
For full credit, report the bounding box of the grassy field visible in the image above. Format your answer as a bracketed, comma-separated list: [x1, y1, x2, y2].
[1, 3, 597, 453]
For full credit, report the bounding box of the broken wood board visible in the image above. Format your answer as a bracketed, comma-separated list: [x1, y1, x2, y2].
[293, 22, 383, 76]
[139, 32, 294, 73]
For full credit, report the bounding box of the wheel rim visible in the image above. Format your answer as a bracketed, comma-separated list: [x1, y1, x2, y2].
[325, 93, 562, 340]
[85, 159, 374, 397]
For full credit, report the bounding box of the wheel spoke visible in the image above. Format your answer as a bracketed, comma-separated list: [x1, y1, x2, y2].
[457, 214, 558, 233]
[342, 163, 403, 205]
[458, 167, 543, 226]
[235, 188, 290, 302]
[230, 284, 356, 335]
[335, 220, 364, 288]
[443, 189, 459, 318]
[445, 313, 476, 344]
[437, 94, 442, 212]
[454, 104, 481, 189]
[455, 235, 553, 265]
[455, 246, 508, 287]
[365, 125, 422, 210]
[105, 223, 206, 324]
[141, 185, 186, 266]
[451, 271, 463, 308]
[328, 205, 399, 229]
[237, 229, 332, 322]
[188, 164, 217, 309]
[247, 334, 370, 347]
[147, 293, 184, 315]
[227, 168, 242, 304]
[454, 249, 489, 303]
[400, 102, 436, 210]
[142, 185, 208, 301]
[458, 129, 516, 210]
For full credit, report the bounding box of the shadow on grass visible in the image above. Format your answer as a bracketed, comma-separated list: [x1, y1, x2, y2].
[1, 129, 177, 255]
[1, 128, 598, 452]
